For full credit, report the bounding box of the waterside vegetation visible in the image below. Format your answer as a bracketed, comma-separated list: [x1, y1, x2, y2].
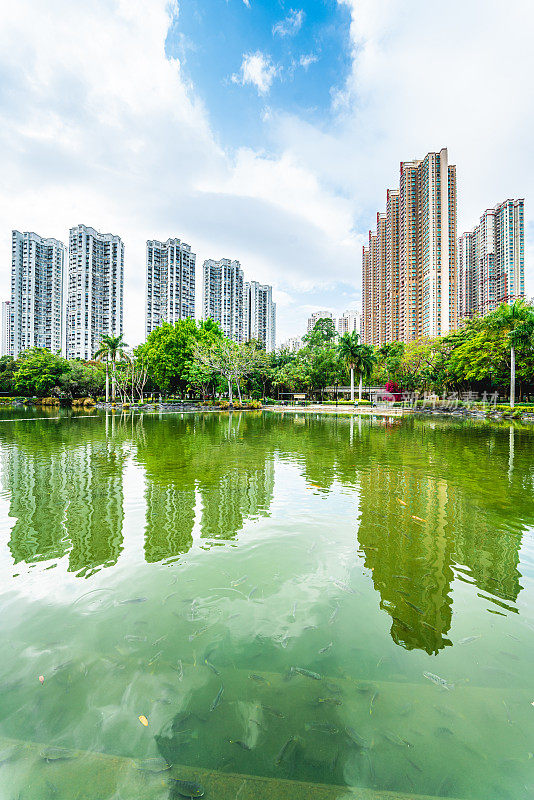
[0, 301, 533, 413]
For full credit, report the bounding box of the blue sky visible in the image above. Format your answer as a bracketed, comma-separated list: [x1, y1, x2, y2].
[166, 0, 352, 149]
[0, 0, 532, 345]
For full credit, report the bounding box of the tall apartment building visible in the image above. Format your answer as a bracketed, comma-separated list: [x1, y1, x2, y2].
[202, 258, 245, 342]
[67, 225, 124, 360]
[1, 301, 11, 357]
[307, 310, 334, 333]
[362, 147, 458, 345]
[10, 230, 66, 357]
[337, 310, 361, 336]
[243, 280, 276, 351]
[458, 199, 525, 321]
[145, 238, 196, 337]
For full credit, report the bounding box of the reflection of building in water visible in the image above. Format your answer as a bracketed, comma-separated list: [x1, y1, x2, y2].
[66, 442, 125, 577]
[144, 482, 195, 562]
[199, 459, 275, 541]
[5, 447, 70, 565]
[357, 466, 454, 655]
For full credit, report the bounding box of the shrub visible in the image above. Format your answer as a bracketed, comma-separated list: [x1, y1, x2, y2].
[219, 400, 230, 410]
[246, 400, 262, 410]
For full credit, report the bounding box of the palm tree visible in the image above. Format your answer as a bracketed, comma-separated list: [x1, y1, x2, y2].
[95, 334, 129, 402]
[353, 343, 376, 401]
[487, 300, 534, 409]
[338, 331, 361, 402]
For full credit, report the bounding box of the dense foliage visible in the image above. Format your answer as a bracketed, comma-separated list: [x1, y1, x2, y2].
[2, 301, 533, 403]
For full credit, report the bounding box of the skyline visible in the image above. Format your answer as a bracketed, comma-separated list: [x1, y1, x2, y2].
[0, 0, 532, 346]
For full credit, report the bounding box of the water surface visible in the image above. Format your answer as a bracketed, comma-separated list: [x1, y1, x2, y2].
[0, 409, 532, 799]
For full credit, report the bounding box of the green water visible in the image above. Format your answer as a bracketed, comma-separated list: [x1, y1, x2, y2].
[0, 408, 533, 800]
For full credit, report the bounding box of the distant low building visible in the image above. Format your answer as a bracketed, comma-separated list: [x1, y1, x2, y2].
[307, 310, 334, 333]
[280, 336, 302, 352]
[337, 310, 361, 336]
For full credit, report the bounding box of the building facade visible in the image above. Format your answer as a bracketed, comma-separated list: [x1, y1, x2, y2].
[362, 147, 458, 345]
[1, 301, 11, 357]
[307, 310, 334, 333]
[458, 199, 525, 321]
[145, 238, 196, 337]
[10, 230, 66, 357]
[280, 336, 302, 352]
[243, 280, 276, 352]
[337, 310, 361, 336]
[66, 225, 124, 360]
[202, 258, 245, 342]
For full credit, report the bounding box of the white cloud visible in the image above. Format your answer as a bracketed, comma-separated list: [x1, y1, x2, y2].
[1, 0, 532, 348]
[231, 51, 279, 96]
[242, 0, 250, 7]
[273, 9, 305, 38]
[299, 54, 318, 70]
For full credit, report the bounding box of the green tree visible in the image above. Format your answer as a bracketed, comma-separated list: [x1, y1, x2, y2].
[58, 362, 105, 399]
[353, 343, 375, 401]
[14, 349, 69, 396]
[485, 300, 534, 408]
[303, 318, 337, 348]
[338, 331, 361, 402]
[95, 334, 128, 401]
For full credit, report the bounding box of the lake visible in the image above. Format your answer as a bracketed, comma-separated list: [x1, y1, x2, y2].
[0, 408, 532, 799]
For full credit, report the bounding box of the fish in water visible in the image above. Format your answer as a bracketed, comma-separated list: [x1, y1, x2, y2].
[231, 575, 248, 587]
[210, 685, 224, 712]
[119, 597, 147, 604]
[305, 722, 338, 734]
[403, 599, 424, 614]
[329, 604, 340, 624]
[345, 726, 367, 749]
[189, 626, 209, 641]
[333, 580, 355, 594]
[40, 747, 76, 762]
[248, 586, 258, 599]
[170, 778, 205, 798]
[249, 674, 269, 684]
[458, 635, 481, 645]
[319, 642, 333, 654]
[275, 736, 299, 765]
[294, 667, 322, 680]
[383, 730, 411, 747]
[176, 660, 184, 681]
[423, 672, 454, 690]
[230, 739, 252, 751]
[136, 757, 171, 773]
[204, 659, 220, 676]
[369, 691, 379, 714]
[263, 705, 285, 718]
[316, 697, 342, 706]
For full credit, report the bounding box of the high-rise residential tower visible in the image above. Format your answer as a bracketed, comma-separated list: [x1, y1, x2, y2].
[10, 230, 66, 357]
[362, 147, 458, 345]
[145, 238, 196, 337]
[67, 225, 124, 360]
[1, 301, 11, 357]
[202, 258, 244, 342]
[337, 310, 361, 336]
[243, 280, 276, 352]
[458, 199, 525, 321]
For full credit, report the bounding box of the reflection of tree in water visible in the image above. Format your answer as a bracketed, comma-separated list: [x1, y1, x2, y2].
[0, 411, 529, 649]
[134, 413, 275, 548]
[0, 413, 127, 576]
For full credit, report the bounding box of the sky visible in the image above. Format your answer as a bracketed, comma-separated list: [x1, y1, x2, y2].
[0, 0, 532, 346]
